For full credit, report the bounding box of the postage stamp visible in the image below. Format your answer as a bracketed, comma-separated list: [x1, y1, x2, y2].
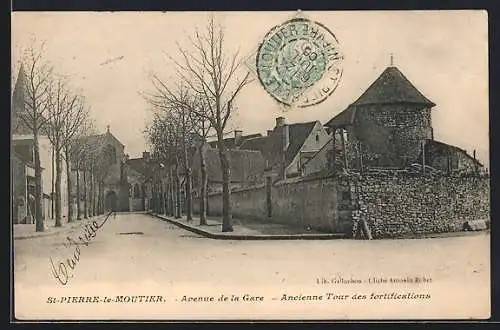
[256, 17, 344, 108]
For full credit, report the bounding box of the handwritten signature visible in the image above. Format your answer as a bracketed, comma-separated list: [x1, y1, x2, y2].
[49, 211, 114, 285]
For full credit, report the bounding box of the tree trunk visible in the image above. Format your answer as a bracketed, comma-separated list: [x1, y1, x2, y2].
[51, 146, 54, 219]
[65, 145, 73, 222]
[169, 169, 175, 216]
[164, 178, 168, 216]
[89, 168, 94, 217]
[54, 146, 63, 227]
[33, 128, 44, 232]
[199, 143, 208, 225]
[98, 181, 103, 214]
[83, 168, 88, 219]
[183, 139, 193, 222]
[97, 181, 101, 214]
[160, 182, 165, 214]
[217, 135, 233, 232]
[152, 182, 156, 213]
[175, 163, 181, 219]
[76, 161, 81, 220]
[92, 171, 97, 216]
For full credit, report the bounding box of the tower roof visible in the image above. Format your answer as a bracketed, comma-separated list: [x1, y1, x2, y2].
[326, 65, 435, 128]
[351, 66, 435, 107]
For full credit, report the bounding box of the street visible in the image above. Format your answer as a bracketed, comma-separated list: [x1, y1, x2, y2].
[13, 213, 491, 320]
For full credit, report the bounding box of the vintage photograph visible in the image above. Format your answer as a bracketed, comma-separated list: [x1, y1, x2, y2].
[11, 10, 490, 320]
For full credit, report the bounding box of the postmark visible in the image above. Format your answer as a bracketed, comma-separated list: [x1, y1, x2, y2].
[256, 17, 343, 108]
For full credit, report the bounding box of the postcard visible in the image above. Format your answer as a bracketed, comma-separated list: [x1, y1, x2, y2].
[11, 10, 490, 321]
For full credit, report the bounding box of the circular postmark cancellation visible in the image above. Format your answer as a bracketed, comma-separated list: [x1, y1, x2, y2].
[256, 18, 343, 108]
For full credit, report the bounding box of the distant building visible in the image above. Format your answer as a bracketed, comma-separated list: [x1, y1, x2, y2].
[11, 66, 69, 224]
[70, 126, 129, 213]
[240, 117, 331, 179]
[208, 131, 262, 149]
[124, 151, 153, 212]
[417, 140, 485, 175]
[191, 145, 267, 194]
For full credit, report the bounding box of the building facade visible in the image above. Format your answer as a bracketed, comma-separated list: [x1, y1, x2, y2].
[11, 66, 69, 224]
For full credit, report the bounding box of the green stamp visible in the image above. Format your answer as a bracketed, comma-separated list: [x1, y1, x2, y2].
[256, 17, 343, 108]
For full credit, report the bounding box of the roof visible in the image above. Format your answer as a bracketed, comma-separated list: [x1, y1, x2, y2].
[326, 66, 435, 128]
[202, 148, 267, 183]
[325, 106, 357, 128]
[208, 133, 263, 149]
[353, 66, 435, 106]
[11, 149, 36, 169]
[240, 121, 319, 168]
[74, 131, 124, 151]
[422, 139, 484, 167]
[239, 136, 269, 152]
[126, 158, 150, 176]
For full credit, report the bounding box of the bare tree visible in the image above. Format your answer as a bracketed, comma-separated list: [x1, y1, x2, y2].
[163, 17, 253, 231]
[145, 82, 208, 222]
[146, 79, 213, 225]
[71, 121, 97, 219]
[69, 120, 93, 220]
[46, 78, 86, 227]
[62, 95, 89, 222]
[191, 107, 212, 226]
[14, 41, 54, 232]
[146, 112, 183, 219]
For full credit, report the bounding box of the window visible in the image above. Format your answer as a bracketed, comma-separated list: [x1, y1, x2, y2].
[315, 134, 319, 142]
[133, 184, 140, 198]
[341, 191, 351, 201]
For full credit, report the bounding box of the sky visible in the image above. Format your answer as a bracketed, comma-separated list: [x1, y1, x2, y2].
[11, 10, 489, 167]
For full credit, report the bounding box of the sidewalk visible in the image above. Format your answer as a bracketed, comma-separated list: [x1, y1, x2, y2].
[149, 213, 347, 240]
[149, 213, 490, 241]
[13, 214, 106, 240]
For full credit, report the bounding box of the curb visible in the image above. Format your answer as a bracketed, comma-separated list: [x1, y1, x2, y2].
[149, 213, 347, 240]
[14, 215, 107, 240]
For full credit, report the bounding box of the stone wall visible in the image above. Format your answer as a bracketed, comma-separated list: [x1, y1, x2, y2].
[195, 168, 489, 239]
[349, 173, 490, 238]
[195, 176, 350, 234]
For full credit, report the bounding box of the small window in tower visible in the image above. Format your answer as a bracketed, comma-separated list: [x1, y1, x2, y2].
[315, 134, 319, 142]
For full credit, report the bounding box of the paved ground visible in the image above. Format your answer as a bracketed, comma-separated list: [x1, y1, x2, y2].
[14, 215, 107, 240]
[13, 213, 491, 320]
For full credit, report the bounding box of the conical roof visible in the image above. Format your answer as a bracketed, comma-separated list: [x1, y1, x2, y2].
[351, 66, 435, 106]
[326, 65, 435, 128]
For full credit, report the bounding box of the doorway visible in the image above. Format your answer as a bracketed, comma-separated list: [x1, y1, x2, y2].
[104, 190, 118, 212]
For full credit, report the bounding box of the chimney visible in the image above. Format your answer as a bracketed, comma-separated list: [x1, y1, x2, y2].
[267, 130, 273, 136]
[276, 116, 285, 128]
[143, 151, 150, 160]
[106, 125, 110, 133]
[473, 149, 476, 160]
[234, 130, 243, 146]
[282, 124, 290, 151]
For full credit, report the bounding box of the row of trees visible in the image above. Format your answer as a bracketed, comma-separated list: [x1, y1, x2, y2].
[144, 18, 252, 232]
[14, 42, 115, 232]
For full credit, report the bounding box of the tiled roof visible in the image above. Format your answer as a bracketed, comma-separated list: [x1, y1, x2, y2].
[203, 148, 267, 183]
[240, 121, 318, 169]
[353, 66, 435, 106]
[239, 136, 269, 152]
[326, 66, 435, 128]
[419, 139, 484, 167]
[126, 158, 150, 176]
[208, 133, 263, 149]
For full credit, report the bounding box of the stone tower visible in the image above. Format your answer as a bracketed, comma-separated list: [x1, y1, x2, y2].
[326, 65, 436, 168]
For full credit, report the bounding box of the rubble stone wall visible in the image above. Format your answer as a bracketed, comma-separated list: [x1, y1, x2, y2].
[349, 173, 490, 238]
